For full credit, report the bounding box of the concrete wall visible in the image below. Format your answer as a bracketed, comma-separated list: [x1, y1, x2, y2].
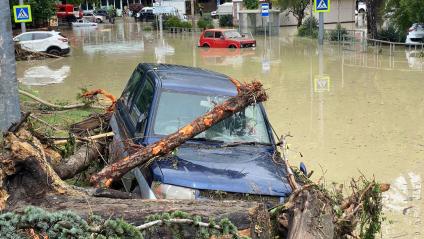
[279, 0, 356, 26]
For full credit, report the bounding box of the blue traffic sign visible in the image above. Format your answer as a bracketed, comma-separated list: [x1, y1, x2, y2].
[13, 5, 32, 23]
[261, 3, 269, 17]
[314, 0, 330, 13]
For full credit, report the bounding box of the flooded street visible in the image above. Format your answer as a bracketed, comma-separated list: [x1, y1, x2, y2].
[17, 20, 424, 238]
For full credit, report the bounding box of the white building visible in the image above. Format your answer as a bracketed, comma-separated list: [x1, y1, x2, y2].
[279, 0, 357, 26]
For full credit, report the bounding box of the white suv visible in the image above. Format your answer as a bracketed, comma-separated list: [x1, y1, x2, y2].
[406, 23, 424, 45]
[13, 31, 70, 56]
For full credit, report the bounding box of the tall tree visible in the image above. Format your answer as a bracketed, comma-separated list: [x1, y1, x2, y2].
[275, 0, 310, 28]
[366, 0, 385, 39]
[385, 0, 424, 32]
[0, 0, 21, 132]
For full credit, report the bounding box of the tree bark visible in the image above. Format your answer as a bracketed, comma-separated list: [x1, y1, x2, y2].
[7, 194, 265, 231]
[90, 80, 268, 187]
[49, 143, 103, 180]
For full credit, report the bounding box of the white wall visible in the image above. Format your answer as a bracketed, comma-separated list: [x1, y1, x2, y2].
[279, 0, 356, 26]
[160, 0, 186, 16]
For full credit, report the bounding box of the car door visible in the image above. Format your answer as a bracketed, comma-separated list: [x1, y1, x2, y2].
[16, 33, 34, 51]
[214, 31, 227, 48]
[33, 33, 54, 52]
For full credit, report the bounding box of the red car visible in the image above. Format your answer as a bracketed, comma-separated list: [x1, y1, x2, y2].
[199, 29, 256, 48]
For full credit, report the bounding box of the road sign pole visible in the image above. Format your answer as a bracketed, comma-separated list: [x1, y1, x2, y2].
[0, 1, 21, 132]
[318, 12, 324, 45]
[19, 0, 26, 33]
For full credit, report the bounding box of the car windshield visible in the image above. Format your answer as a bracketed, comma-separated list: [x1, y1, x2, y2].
[152, 91, 271, 144]
[224, 30, 242, 38]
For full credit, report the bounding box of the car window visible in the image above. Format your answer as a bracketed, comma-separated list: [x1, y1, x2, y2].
[17, 33, 32, 41]
[129, 77, 154, 131]
[122, 69, 145, 107]
[224, 30, 242, 38]
[204, 31, 214, 38]
[153, 91, 271, 144]
[33, 33, 52, 40]
[214, 31, 223, 38]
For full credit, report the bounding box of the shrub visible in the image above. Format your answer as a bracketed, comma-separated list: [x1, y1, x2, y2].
[219, 15, 233, 27]
[180, 21, 192, 28]
[165, 16, 182, 28]
[377, 25, 406, 42]
[298, 16, 318, 38]
[243, 0, 259, 10]
[329, 23, 349, 41]
[197, 16, 214, 29]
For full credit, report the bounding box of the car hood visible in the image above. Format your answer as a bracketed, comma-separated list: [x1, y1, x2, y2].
[228, 38, 256, 43]
[151, 144, 292, 197]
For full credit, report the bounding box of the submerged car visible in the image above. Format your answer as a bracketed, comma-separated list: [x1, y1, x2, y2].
[405, 23, 424, 45]
[13, 31, 70, 56]
[199, 29, 256, 48]
[110, 63, 292, 204]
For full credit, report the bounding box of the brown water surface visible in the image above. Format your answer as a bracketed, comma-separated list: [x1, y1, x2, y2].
[16, 20, 424, 238]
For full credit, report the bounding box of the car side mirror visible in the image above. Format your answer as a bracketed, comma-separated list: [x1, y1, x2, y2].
[13, 38, 20, 42]
[220, 35, 225, 40]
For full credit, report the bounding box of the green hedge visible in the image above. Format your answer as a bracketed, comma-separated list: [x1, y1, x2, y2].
[197, 16, 214, 29]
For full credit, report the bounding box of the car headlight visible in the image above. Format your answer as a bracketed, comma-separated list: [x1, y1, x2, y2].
[152, 181, 199, 199]
[252, 44, 256, 47]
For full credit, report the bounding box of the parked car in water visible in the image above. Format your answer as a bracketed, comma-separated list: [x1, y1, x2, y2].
[405, 23, 424, 45]
[83, 12, 106, 23]
[135, 7, 155, 21]
[72, 19, 98, 28]
[199, 29, 256, 48]
[109, 63, 293, 204]
[13, 31, 70, 56]
[94, 9, 109, 18]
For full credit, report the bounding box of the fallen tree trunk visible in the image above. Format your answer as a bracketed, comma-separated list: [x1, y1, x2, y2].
[8, 194, 264, 231]
[90, 80, 268, 187]
[49, 143, 103, 180]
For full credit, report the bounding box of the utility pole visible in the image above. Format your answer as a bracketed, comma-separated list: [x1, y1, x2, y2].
[19, 0, 26, 32]
[318, 12, 324, 45]
[191, 0, 195, 28]
[0, 0, 21, 132]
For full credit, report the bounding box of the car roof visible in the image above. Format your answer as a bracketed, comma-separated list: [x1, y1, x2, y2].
[204, 28, 238, 32]
[16, 31, 59, 37]
[140, 63, 238, 96]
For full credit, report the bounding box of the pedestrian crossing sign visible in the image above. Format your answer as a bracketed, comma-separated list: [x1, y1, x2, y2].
[314, 75, 331, 92]
[314, 0, 330, 13]
[13, 5, 32, 23]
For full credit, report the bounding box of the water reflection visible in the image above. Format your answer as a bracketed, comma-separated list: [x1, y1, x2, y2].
[199, 48, 255, 66]
[19, 65, 70, 86]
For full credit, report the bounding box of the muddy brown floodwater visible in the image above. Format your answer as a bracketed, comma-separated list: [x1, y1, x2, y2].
[17, 20, 424, 238]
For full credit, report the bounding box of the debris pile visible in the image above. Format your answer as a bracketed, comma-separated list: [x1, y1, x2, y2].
[0, 80, 389, 238]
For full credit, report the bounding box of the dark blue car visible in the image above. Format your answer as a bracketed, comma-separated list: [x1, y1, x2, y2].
[110, 63, 292, 204]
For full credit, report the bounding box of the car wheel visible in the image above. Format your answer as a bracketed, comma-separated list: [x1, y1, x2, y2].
[96, 18, 101, 23]
[203, 44, 210, 48]
[229, 45, 237, 48]
[47, 48, 61, 56]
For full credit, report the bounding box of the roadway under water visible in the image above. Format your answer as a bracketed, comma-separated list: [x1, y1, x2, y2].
[16, 19, 424, 238]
